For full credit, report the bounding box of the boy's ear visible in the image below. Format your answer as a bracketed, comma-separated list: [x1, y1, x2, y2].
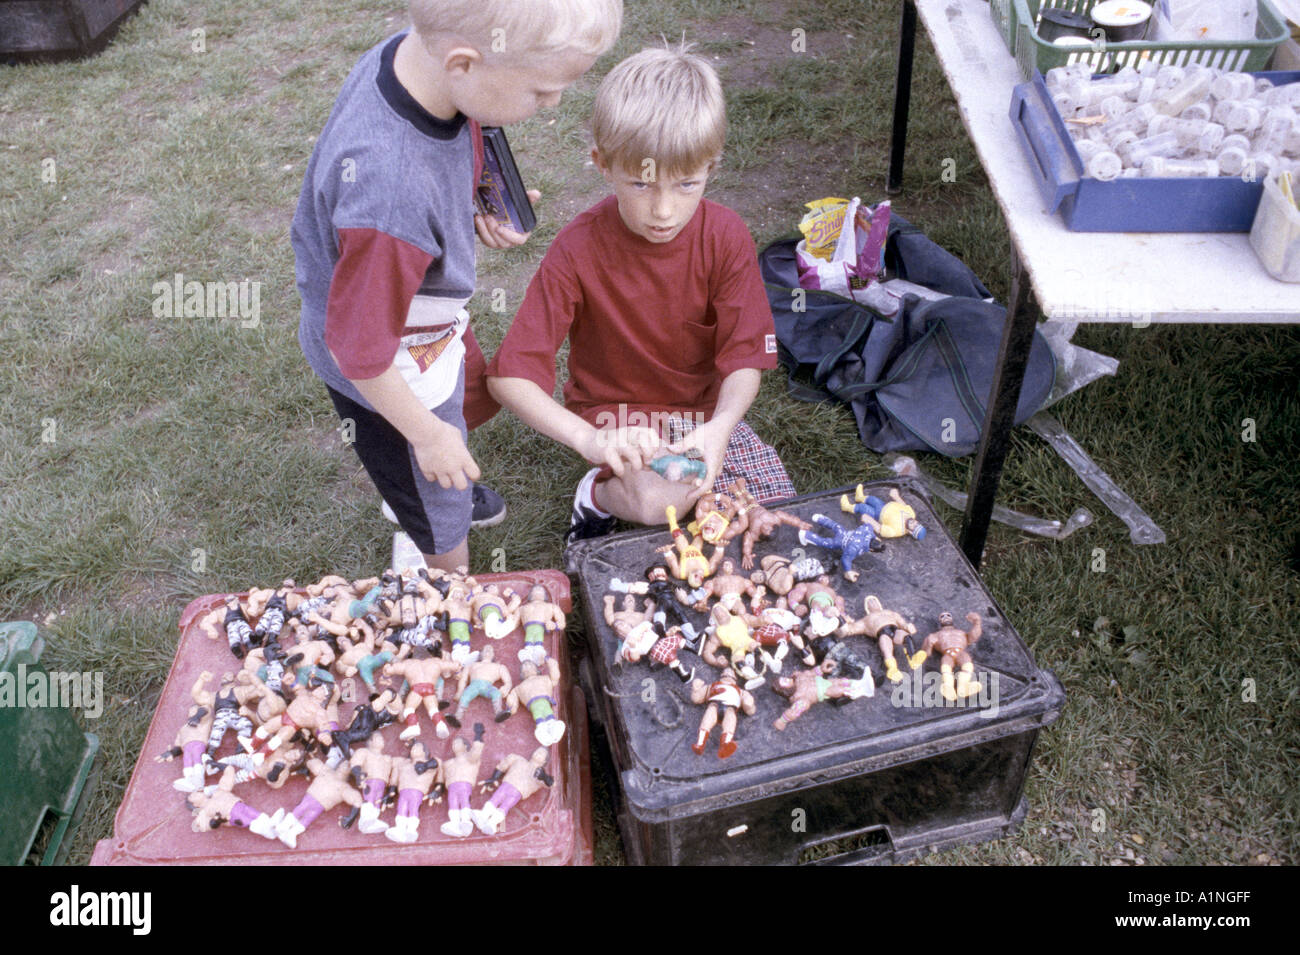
[591, 149, 614, 182]
[442, 44, 484, 76]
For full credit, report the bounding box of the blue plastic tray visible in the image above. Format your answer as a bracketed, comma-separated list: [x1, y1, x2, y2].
[1010, 70, 1300, 232]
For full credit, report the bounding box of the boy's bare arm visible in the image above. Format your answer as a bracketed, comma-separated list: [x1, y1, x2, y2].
[670, 368, 761, 504]
[487, 375, 658, 476]
[337, 355, 480, 491]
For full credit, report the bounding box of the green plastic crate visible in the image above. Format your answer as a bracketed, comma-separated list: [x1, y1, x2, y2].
[0, 621, 99, 865]
[1012, 0, 1289, 79]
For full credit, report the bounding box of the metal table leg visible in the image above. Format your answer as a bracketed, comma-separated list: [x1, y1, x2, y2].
[886, 0, 917, 195]
[959, 243, 1039, 569]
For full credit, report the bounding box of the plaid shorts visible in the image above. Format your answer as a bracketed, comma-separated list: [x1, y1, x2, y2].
[664, 416, 795, 505]
[649, 633, 686, 665]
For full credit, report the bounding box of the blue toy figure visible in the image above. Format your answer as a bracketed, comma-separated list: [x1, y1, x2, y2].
[798, 513, 885, 583]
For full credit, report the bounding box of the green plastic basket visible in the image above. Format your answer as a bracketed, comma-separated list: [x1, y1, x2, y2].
[991, 0, 1019, 52]
[1012, 0, 1289, 79]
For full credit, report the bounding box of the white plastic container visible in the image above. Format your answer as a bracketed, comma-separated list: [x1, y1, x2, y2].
[1088, 150, 1125, 180]
[1218, 145, 1250, 175]
[1248, 173, 1300, 281]
[1211, 72, 1257, 102]
[1092, 0, 1153, 41]
[1141, 156, 1220, 177]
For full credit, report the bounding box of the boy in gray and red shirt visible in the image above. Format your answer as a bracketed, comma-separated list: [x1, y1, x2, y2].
[487, 46, 795, 540]
[293, 1, 622, 569]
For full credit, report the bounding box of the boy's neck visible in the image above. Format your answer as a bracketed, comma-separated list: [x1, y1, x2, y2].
[394, 32, 459, 122]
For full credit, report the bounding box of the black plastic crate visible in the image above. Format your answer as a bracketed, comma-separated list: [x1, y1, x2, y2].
[1, 1, 147, 63]
[565, 479, 1064, 865]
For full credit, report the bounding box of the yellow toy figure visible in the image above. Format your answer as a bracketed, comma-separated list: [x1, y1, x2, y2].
[657, 504, 725, 588]
[687, 490, 744, 546]
[700, 604, 765, 688]
[840, 485, 927, 540]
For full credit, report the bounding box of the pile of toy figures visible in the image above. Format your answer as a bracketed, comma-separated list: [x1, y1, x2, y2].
[160, 568, 568, 847]
[604, 478, 984, 759]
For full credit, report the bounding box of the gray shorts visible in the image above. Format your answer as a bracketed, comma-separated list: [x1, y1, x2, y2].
[326, 369, 470, 555]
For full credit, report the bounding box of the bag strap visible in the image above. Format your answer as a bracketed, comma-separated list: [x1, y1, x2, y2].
[786, 378, 838, 403]
[930, 319, 986, 427]
[830, 323, 943, 401]
[779, 306, 873, 404]
[763, 277, 889, 402]
[827, 295, 942, 401]
[811, 309, 873, 385]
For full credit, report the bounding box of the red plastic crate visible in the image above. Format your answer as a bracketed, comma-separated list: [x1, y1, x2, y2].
[92, 571, 592, 865]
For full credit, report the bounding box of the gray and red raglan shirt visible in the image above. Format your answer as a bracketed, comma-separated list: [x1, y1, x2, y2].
[293, 31, 497, 428]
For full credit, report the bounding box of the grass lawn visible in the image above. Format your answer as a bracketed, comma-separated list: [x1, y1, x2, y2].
[1, 0, 1295, 866]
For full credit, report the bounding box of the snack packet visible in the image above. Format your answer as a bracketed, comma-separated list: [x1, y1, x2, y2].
[794, 197, 892, 306]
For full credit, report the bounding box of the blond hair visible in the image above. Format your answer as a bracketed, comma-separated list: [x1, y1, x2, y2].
[591, 45, 726, 180]
[409, 0, 622, 60]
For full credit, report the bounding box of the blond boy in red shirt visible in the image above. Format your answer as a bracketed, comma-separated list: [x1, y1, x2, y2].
[487, 46, 793, 540]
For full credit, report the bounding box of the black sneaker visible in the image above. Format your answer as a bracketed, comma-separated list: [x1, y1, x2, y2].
[566, 468, 616, 543]
[470, 484, 507, 529]
[567, 505, 617, 543]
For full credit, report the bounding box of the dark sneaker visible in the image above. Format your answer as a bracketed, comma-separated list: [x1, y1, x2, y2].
[385, 487, 506, 530]
[566, 468, 616, 543]
[470, 484, 507, 529]
[567, 506, 617, 544]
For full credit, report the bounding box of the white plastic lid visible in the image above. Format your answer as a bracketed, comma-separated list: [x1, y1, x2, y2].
[1091, 1, 1152, 27]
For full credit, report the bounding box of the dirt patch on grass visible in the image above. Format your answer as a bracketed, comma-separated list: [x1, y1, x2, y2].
[4, 597, 62, 630]
[82, 193, 159, 277]
[112, 572, 187, 616]
[704, 14, 864, 88]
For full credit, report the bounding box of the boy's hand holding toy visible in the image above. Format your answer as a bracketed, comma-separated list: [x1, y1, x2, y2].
[576, 423, 662, 478]
[475, 189, 542, 250]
